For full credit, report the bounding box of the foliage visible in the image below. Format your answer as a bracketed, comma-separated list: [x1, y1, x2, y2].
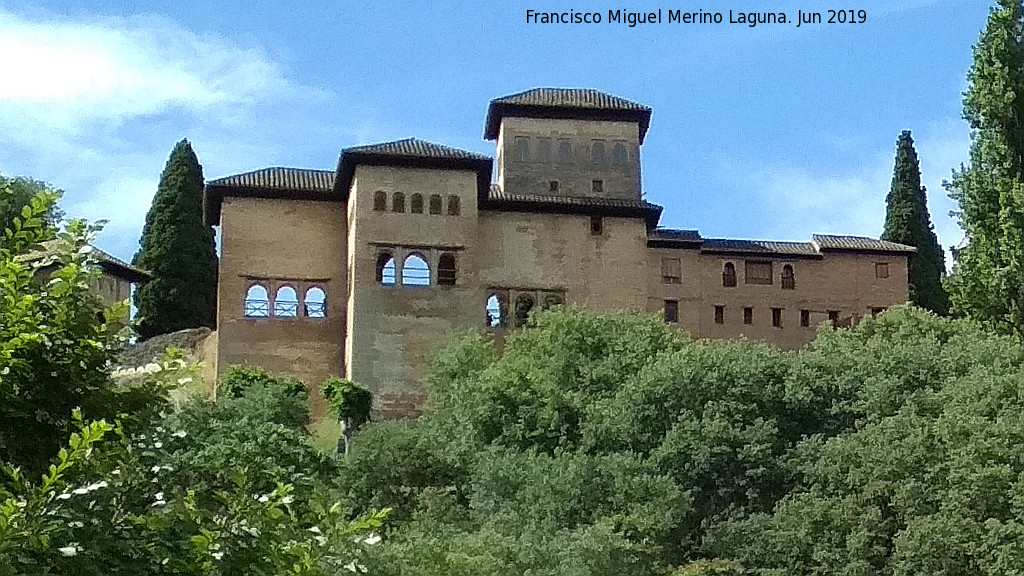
[0, 360, 388, 575]
[0, 184, 142, 475]
[946, 0, 1024, 334]
[133, 139, 218, 340]
[322, 378, 372, 430]
[217, 366, 309, 430]
[882, 130, 949, 315]
[0, 173, 63, 233]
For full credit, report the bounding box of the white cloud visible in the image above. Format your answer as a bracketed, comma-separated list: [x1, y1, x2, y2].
[0, 11, 296, 134]
[0, 9, 338, 262]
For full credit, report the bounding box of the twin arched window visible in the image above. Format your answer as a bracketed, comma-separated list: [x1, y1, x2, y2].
[611, 143, 628, 166]
[244, 284, 327, 318]
[376, 251, 457, 287]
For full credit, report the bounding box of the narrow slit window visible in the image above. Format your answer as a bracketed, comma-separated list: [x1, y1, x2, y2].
[723, 262, 737, 287]
[828, 310, 840, 328]
[411, 193, 424, 214]
[743, 307, 753, 325]
[781, 264, 795, 290]
[549, 180, 560, 192]
[438, 253, 457, 286]
[714, 305, 724, 324]
[661, 258, 681, 284]
[402, 254, 430, 286]
[429, 194, 442, 215]
[377, 253, 396, 285]
[304, 287, 326, 318]
[244, 284, 269, 317]
[392, 192, 405, 213]
[447, 195, 461, 216]
[664, 300, 679, 323]
[801, 309, 810, 327]
[590, 215, 603, 236]
[274, 286, 298, 318]
[772, 308, 783, 328]
[373, 190, 387, 212]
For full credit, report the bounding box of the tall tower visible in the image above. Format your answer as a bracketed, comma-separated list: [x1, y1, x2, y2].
[484, 88, 651, 201]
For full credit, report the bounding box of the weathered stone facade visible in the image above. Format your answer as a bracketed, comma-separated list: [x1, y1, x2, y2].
[205, 89, 913, 419]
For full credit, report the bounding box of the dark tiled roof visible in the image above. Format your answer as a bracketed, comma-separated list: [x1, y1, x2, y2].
[485, 88, 653, 143]
[651, 228, 702, 242]
[482, 185, 663, 230]
[812, 234, 916, 253]
[491, 88, 650, 112]
[207, 167, 335, 191]
[701, 239, 821, 257]
[91, 247, 151, 283]
[205, 167, 338, 225]
[335, 139, 494, 204]
[342, 138, 491, 161]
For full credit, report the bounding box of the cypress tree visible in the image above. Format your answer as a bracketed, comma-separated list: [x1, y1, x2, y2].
[946, 0, 1024, 335]
[133, 139, 218, 339]
[882, 131, 950, 315]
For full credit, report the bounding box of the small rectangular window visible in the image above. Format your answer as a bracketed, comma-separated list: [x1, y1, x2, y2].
[800, 309, 810, 327]
[772, 308, 782, 328]
[549, 180, 560, 192]
[661, 258, 681, 284]
[714, 305, 724, 324]
[558, 139, 573, 162]
[875, 262, 889, 278]
[743, 307, 753, 325]
[514, 136, 530, 162]
[871, 307, 886, 317]
[664, 300, 679, 323]
[536, 137, 552, 162]
[828, 310, 840, 328]
[745, 261, 773, 285]
[592, 179, 604, 194]
[590, 215, 603, 236]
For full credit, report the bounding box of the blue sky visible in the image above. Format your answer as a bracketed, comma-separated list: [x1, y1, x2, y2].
[0, 0, 992, 263]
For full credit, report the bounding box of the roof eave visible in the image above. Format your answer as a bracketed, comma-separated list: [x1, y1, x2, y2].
[484, 103, 652, 144]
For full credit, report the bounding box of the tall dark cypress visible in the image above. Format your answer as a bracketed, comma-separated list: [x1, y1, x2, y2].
[946, 0, 1024, 334]
[133, 140, 218, 339]
[882, 131, 949, 315]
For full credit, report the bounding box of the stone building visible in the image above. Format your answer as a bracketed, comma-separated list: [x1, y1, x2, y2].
[204, 88, 913, 418]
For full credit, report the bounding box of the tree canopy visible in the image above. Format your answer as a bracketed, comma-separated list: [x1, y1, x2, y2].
[882, 130, 949, 315]
[133, 140, 218, 339]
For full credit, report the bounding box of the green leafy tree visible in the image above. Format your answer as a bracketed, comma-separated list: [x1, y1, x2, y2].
[0, 183, 130, 474]
[0, 173, 63, 232]
[882, 130, 950, 315]
[322, 378, 373, 455]
[946, 0, 1024, 333]
[133, 139, 218, 339]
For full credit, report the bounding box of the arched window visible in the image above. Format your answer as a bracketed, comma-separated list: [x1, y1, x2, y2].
[438, 253, 457, 286]
[304, 287, 326, 318]
[274, 286, 298, 317]
[244, 284, 269, 317]
[591, 141, 606, 164]
[429, 194, 442, 215]
[723, 262, 737, 287]
[447, 195, 461, 216]
[402, 254, 430, 286]
[781, 264, 795, 290]
[514, 294, 535, 327]
[373, 190, 387, 212]
[411, 193, 423, 214]
[486, 294, 505, 328]
[392, 192, 405, 213]
[612, 143, 628, 166]
[377, 252, 396, 285]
